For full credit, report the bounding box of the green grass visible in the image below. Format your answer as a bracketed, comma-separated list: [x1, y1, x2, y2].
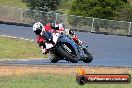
[0, 0, 27, 9]
[0, 37, 46, 59]
[0, 73, 131, 88]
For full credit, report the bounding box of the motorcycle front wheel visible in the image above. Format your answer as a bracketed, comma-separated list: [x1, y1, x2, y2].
[83, 48, 93, 63]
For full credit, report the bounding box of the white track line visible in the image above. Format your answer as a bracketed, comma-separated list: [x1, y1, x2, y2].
[0, 34, 34, 42]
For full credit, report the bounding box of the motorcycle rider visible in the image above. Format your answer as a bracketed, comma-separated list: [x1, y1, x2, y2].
[33, 22, 82, 54]
[33, 22, 54, 54]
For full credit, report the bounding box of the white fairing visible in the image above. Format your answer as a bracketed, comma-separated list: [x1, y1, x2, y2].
[45, 33, 60, 49]
[52, 33, 60, 44]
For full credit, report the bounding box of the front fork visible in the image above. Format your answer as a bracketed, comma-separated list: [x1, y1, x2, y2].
[78, 45, 89, 61]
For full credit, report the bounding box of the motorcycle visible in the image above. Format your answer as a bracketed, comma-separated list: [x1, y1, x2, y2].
[42, 30, 93, 63]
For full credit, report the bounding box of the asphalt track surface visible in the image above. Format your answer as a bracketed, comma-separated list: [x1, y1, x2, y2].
[0, 24, 132, 67]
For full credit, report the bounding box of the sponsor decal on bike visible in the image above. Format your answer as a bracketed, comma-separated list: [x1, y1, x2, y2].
[63, 44, 72, 53]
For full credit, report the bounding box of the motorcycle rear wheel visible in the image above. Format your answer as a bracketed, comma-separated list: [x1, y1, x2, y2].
[49, 53, 59, 63]
[57, 44, 78, 63]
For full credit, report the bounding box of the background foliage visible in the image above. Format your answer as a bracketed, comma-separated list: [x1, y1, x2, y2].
[25, 0, 60, 11]
[117, 4, 132, 22]
[69, 0, 128, 20]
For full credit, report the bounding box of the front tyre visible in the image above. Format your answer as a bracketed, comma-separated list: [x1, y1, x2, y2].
[83, 48, 93, 63]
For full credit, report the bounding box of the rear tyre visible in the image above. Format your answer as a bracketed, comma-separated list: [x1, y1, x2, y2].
[50, 58, 59, 63]
[83, 48, 93, 63]
[49, 53, 59, 63]
[57, 45, 78, 63]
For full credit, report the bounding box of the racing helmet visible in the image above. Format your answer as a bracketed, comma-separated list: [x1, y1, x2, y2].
[33, 22, 43, 35]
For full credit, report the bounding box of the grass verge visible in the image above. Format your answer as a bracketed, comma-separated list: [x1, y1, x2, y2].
[0, 73, 131, 88]
[0, 36, 46, 59]
[0, 66, 132, 88]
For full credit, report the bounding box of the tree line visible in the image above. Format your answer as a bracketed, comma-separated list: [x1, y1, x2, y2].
[24, 0, 132, 22]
